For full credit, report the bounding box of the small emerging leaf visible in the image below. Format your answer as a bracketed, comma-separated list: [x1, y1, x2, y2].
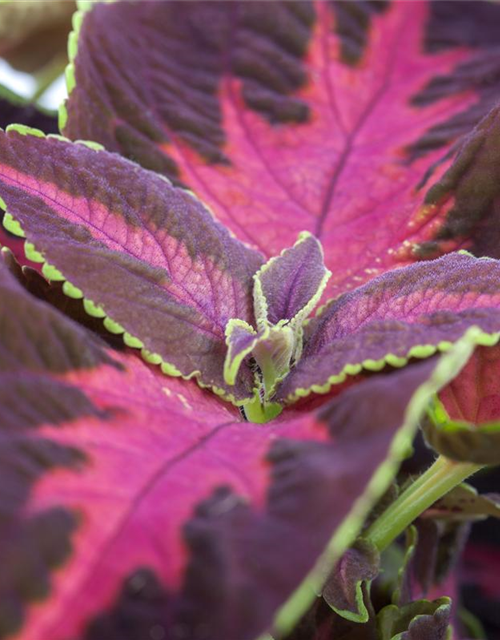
[321, 539, 380, 623]
[377, 598, 452, 640]
[277, 253, 500, 403]
[253, 231, 330, 330]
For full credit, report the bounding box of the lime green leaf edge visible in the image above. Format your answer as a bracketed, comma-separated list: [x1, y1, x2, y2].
[224, 318, 266, 386]
[269, 328, 496, 638]
[59, 0, 117, 131]
[253, 230, 331, 332]
[0, 125, 253, 407]
[284, 333, 500, 404]
[329, 577, 372, 624]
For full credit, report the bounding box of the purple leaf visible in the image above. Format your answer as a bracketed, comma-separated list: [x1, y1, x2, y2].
[426, 483, 500, 521]
[63, 1, 500, 296]
[321, 539, 380, 623]
[377, 598, 452, 640]
[0, 128, 263, 402]
[253, 232, 330, 328]
[277, 253, 500, 403]
[0, 259, 475, 639]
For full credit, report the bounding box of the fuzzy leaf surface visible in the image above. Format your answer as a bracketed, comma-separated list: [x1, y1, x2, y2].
[0, 129, 263, 401]
[277, 253, 500, 403]
[64, 0, 500, 296]
[254, 232, 329, 327]
[0, 259, 474, 640]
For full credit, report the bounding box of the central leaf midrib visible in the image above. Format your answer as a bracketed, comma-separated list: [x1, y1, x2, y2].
[44, 418, 237, 635]
[0, 168, 228, 340]
[315, 25, 401, 239]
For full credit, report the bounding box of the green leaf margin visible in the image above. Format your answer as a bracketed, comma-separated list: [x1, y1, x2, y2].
[267, 326, 498, 638]
[0, 124, 255, 407]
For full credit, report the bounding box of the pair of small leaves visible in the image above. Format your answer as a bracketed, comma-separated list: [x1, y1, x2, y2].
[4, 129, 500, 415]
[224, 232, 330, 404]
[318, 533, 454, 640]
[283, 594, 452, 640]
[378, 598, 452, 640]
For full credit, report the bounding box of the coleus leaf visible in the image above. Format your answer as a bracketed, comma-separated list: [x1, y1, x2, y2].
[0, 88, 58, 268]
[63, 0, 500, 296]
[377, 598, 452, 640]
[225, 233, 330, 403]
[426, 483, 500, 522]
[423, 343, 500, 463]
[276, 253, 500, 403]
[253, 231, 330, 329]
[0, 127, 263, 403]
[321, 539, 380, 623]
[0, 259, 484, 640]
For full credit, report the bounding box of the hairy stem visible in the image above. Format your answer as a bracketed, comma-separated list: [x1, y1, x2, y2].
[364, 455, 483, 552]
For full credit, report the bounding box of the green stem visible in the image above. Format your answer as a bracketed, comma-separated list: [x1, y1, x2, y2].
[365, 456, 483, 552]
[243, 395, 282, 424]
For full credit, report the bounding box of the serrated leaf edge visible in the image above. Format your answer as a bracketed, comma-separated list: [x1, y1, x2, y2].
[0, 181, 250, 407]
[283, 335, 499, 404]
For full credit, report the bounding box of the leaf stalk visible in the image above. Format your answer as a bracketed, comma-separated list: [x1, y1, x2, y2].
[364, 455, 483, 552]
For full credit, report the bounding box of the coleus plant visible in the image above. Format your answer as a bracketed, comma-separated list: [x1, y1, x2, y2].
[1, 1, 500, 639]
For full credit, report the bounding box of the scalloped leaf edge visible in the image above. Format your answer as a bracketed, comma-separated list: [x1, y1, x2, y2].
[0, 128, 253, 406]
[283, 335, 499, 404]
[59, 0, 117, 131]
